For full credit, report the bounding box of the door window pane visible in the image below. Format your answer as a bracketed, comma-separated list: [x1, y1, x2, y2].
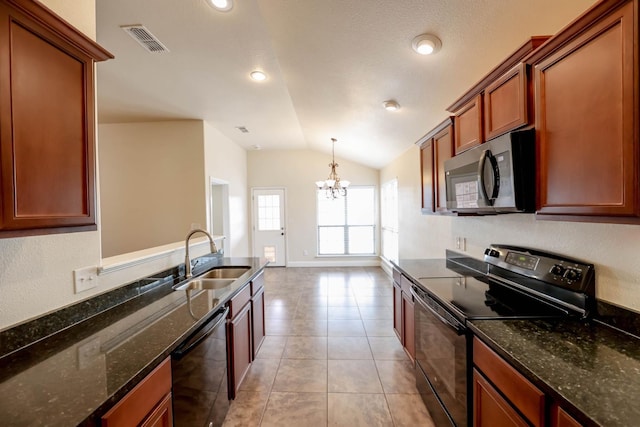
[258, 194, 281, 231]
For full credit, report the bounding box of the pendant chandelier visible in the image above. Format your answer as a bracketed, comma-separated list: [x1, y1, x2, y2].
[315, 138, 350, 199]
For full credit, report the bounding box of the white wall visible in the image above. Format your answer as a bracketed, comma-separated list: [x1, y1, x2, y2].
[98, 121, 207, 257]
[247, 149, 380, 266]
[203, 123, 250, 257]
[0, 0, 101, 330]
[381, 145, 640, 313]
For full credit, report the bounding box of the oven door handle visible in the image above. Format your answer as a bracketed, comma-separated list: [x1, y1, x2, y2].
[173, 306, 229, 360]
[411, 287, 465, 335]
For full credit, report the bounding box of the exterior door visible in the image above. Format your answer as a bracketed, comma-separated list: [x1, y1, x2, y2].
[252, 188, 286, 266]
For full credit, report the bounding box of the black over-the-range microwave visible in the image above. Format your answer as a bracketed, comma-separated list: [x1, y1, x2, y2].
[444, 127, 535, 214]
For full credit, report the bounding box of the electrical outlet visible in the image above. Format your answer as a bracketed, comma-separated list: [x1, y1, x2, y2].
[74, 266, 98, 293]
[303, 250, 308, 256]
[455, 237, 467, 251]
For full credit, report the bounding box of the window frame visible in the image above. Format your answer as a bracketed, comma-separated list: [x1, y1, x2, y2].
[316, 185, 376, 256]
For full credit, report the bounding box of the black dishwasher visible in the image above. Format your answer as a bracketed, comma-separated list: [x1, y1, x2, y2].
[172, 305, 230, 427]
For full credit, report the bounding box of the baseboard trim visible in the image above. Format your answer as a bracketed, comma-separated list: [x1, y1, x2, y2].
[286, 259, 382, 268]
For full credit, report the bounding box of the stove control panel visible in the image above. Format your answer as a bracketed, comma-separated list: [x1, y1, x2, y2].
[483, 244, 594, 293]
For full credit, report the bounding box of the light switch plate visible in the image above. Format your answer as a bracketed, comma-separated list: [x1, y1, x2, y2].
[74, 266, 98, 293]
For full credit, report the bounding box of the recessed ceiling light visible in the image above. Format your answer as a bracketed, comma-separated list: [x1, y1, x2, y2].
[383, 100, 401, 111]
[207, 0, 233, 12]
[250, 70, 267, 81]
[412, 34, 442, 55]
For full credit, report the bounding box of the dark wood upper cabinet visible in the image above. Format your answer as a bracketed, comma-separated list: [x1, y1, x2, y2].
[530, 0, 638, 222]
[453, 94, 483, 154]
[447, 37, 550, 156]
[419, 137, 435, 213]
[419, 118, 453, 214]
[484, 63, 529, 141]
[0, 0, 112, 238]
[433, 123, 454, 212]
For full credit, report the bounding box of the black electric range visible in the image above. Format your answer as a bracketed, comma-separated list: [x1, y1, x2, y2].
[411, 245, 595, 427]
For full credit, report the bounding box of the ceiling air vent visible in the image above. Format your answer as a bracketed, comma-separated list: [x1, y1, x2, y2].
[121, 25, 169, 53]
[236, 126, 249, 133]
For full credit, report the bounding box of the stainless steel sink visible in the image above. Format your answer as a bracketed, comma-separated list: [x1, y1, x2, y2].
[199, 267, 250, 279]
[174, 278, 236, 292]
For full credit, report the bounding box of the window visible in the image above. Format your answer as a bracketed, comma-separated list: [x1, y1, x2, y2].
[317, 186, 375, 255]
[381, 178, 398, 262]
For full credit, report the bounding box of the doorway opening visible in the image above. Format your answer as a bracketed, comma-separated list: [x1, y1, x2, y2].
[209, 178, 230, 255]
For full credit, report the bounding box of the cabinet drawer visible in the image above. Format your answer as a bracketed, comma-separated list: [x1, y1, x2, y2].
[473, 337, 545, 427]
[251, 271, 264, 296]
[228, 285, 251, 318]
[484, 63, 528, 140]
[102, 357, 172, 427]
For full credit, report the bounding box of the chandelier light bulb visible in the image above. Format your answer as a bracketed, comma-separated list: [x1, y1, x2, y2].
[316, 138, 349, 199]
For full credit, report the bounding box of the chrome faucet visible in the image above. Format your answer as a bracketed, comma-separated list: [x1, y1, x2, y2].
[184, 228, 218, 279]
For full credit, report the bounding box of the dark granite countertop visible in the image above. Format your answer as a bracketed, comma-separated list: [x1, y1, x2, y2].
[470, 319, 640, 427]
[0, 257, 267, 427]
[391, 258, 458, 281]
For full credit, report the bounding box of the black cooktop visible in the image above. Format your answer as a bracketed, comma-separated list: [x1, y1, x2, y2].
[414, 245, 595, 322]
[417, 275, 569, 321]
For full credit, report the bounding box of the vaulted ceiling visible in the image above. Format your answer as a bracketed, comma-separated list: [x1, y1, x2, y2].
[96, 0, 596, 168]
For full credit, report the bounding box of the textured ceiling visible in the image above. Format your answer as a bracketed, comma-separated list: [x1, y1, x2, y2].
[96, 0, 597, 168]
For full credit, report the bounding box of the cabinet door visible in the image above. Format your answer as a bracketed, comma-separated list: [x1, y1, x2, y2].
[0, 1, 110, 237]
[474, 338, 545, 427]
[393, 281, 402, 342]
[102, 358, 172, 427]
[551, 404, 583, 427]
[401, 291, 415, 361]
[228, 302, 252, 399]
[420, 139, 434, 213]
[473, 369, 528, 427]
[140, 393, 173, 427]
[484, 63, 528, 140]
[433, 125, 454, 212]
[454, 94, 483, 154]
[534, 1, 637, 220]
[251, 286, 265, 359]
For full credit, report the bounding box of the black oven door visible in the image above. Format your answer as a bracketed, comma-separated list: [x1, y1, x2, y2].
[412, 285, 468, 427]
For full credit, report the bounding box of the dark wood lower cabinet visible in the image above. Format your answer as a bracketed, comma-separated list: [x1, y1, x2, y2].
[551, 404, 583, 427]
[227, 301, 252, 400]
[473, 369, 528, 427]
[251, 285, 265, 359]
[392, 269, 415, 361]
[101, 357, 172, 427]
[401, 291, 415, 360]
[393, 280, 402, 341]
[140, 393, 172, 427]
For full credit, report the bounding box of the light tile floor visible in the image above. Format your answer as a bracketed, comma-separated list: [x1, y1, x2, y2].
[222, 267, 435, 427]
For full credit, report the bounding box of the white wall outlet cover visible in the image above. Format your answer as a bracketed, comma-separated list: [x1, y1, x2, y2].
[74, 266, 98, 293]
